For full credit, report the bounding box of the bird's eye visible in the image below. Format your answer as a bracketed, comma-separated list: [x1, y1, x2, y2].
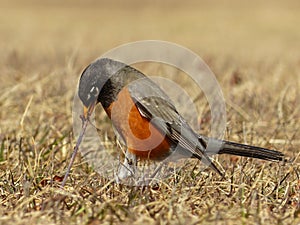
[87, 93, 91, 100]
[89, 86, 99, 97]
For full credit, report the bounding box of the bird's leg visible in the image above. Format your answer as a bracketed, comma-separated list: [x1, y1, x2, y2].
[115, 149, 137, 184]
[148, 157, 172, 184]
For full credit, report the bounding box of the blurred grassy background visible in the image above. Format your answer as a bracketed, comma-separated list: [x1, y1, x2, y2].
[0, 0, 299, 224]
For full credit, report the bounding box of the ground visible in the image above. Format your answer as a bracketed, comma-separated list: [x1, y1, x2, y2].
[0, 0, 300, 224]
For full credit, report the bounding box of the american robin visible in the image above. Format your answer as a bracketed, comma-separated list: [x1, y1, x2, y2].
[78, 58, 284, 180]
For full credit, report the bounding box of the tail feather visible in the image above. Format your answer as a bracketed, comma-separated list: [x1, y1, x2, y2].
[219, 140, 284, 161]
[198, 135, 284, 162]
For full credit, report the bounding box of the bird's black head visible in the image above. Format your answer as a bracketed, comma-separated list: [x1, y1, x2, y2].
[78, 58, 127, 110]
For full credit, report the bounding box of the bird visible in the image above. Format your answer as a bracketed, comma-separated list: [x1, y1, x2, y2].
[78, 58, 284, 181]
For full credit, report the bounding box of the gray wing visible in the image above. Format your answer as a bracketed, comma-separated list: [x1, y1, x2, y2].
[127, 76, 199, 152]
[127, 76, 222, 173]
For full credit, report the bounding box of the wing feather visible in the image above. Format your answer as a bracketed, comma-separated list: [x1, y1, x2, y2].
[128, 78, 211, 159]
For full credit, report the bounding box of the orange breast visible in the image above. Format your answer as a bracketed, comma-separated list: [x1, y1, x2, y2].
[105, 88, 171, 160]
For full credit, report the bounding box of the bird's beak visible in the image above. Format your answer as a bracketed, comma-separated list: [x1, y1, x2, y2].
[83, 101, 96, 119]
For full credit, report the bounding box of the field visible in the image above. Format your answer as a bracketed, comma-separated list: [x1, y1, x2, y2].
[1, 0, 300, 224]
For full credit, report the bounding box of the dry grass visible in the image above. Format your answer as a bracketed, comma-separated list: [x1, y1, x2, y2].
[1, 0, 300, 224]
